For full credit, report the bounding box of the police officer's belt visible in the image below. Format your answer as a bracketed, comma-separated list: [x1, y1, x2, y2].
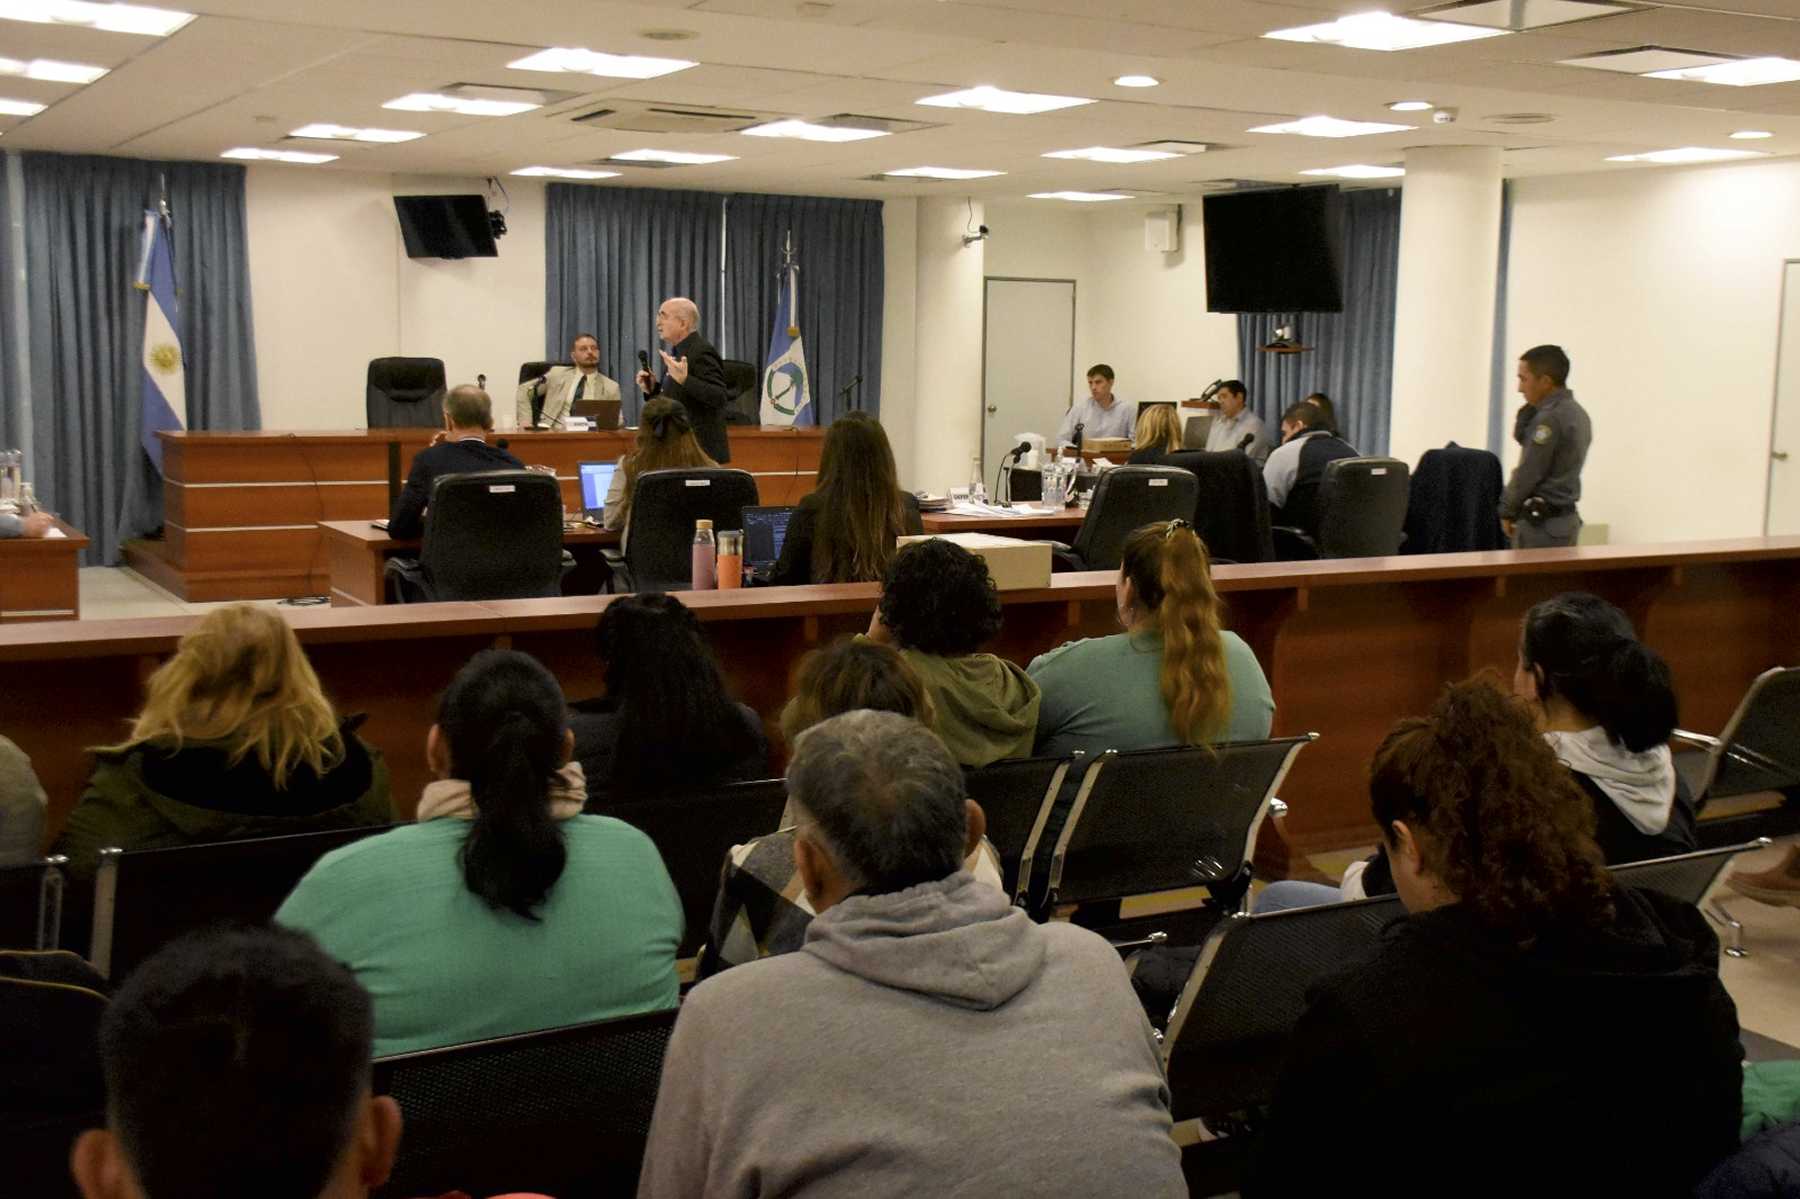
[1522, 497, 1575, 523]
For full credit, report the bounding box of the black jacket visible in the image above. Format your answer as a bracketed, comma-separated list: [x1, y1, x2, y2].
[1160, 449, 1272, 564]
[1402, 442, 1506, 554]
[769, 490, 924, 586]
[650, 332, 732, 464]
[1250, 889, 1743, 1198]
[388, 437, 525, 539]
[569, 696, 768, 806]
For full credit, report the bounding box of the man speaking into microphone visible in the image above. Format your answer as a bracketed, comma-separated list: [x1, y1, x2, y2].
[636, 296, 732, 463]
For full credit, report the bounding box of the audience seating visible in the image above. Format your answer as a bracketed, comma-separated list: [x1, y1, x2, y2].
[605, 467, 759, 593]
[387, 470, 565, 603]
[1613, 837, 1773, 959]
[372, 1007, 678, 1199]
[89, 825, 394, 980]
[1275, 457, 1411, 560]
[1051, 465, 1198, 572]
[1159, 449, 1274, 564]
[962, 755, 1078, 898]
[8, 1109, 92, 1199]
[366, 356, 447, 429]
[0, 853, 66, 950]
[599, 779, 789, 959]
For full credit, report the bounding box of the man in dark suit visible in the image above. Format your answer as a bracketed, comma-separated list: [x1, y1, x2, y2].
[636, 296, 732, 463]
[387, 383, 524, 539]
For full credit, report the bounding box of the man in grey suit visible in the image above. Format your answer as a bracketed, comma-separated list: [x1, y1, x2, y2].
[515, 332, 621, 429]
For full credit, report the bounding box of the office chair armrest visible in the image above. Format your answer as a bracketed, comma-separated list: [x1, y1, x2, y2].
[1044, 540, 1072, 554]
[1670, 729, 1721, 751]
[1270, 525, 1317, 562]
[600, 547, 625, 567]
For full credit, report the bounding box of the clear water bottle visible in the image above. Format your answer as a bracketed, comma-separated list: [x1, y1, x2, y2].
[691, 518, 717, 590]
[0, 450, 17, 505]
[969, 454, 987, 505]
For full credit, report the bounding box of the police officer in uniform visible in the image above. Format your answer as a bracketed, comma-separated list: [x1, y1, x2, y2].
[1500, 344, 1591, 549]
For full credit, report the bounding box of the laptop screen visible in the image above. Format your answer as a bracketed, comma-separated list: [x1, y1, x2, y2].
[742, 505, 797, 568]
[578, 461, 616, 515]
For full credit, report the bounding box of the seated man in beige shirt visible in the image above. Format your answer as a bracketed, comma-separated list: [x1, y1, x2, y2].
[515, 332, 621, 429]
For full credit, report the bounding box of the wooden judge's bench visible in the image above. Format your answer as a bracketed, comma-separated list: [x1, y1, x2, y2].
[124, 427, 827, 602]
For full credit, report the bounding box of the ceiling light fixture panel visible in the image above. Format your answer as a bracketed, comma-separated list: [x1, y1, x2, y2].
[884, 166, 1005, 179]
[511, 165, 621, 179]
[1417, 0, 1638, 30]
[507, 46, 695, 80]
[1029, 190, 1133, 202]
[290, 123, 423, 143]
[1044, 145, 1179, 163]
[0, 96, 44, 115]
[916, 85, 1093, 115]
[1250, 115, 1413, 138]
[740, 119, 889, 142]
[611, 148, 736, 164]
[1646, 57, 1800, 87]
[1559, 47, 1730, 75]
[1263, 11, 1507, 52]
[0, 0, 193, 36]
[1389, 99, 1433, 112]
[1113, 74, 1159, 88]
[1606, 146, 1767, 164]
[1300, 163, 1406, 178]
[221, 147, 336, 164]
[1731, 130, 1774, 140]
[384, 92, 540, 116]
[0, 56, 107, 83]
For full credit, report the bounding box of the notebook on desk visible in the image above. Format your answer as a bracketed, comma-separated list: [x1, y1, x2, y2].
[578, 461, 617, 519]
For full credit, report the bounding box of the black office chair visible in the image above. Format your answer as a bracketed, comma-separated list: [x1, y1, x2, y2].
[366, 357, 447, 429]
[1161, 449, 1273, 564]
[372, 1008, 677, 1199]
[721, 358, 759, 425]
[1277, 456, 1411, 560]
[517, 359, 571, 386]
[1050, 465, 1198, 572]
[607, 467, 760, 593]
[963, 756, 1078, 899]
[0, 854, 66, 949]
[387, 470, 565, 603]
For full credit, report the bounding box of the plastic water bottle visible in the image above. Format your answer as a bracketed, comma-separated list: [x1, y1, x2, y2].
[969, 455, 987, 505]
[0, 450, 17, 505]
[691, 519, 717, 590]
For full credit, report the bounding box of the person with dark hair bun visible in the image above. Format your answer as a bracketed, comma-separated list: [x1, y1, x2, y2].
[278, 649, 680, 1056]
[866, 539, 1040, 765]
[1516, 591, 1697, 863]
[1251, 676, 1743, 1198]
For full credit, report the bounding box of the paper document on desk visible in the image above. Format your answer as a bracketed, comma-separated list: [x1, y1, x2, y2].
[44, 527, 67, 539]
[946, 501, 1062, 517]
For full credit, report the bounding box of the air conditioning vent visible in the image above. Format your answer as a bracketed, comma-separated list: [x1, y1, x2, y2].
[571, 105, 764, 133]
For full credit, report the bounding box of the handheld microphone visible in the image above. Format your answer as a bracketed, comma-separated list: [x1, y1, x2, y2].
[1237, 433, 1255, 452]
[637, 349, 651, 373]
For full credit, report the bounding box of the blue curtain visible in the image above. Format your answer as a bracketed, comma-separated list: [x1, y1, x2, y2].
[544, 185, 725, 426]
[1236, 187, 1401, 456]
[0, 155, 25, 463]
[19, 151, 261, 564]
[721, 194, 883, 422]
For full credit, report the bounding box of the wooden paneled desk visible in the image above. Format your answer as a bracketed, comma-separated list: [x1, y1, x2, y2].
[0, 518, 87, 622]
[125, 427, 824, 602]
[319, 519, 621, 606]
[920, 506, 1085, 540]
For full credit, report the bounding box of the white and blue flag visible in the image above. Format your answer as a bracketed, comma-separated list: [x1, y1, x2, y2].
[759, 262, 812, 427]
[135, 209, 187, 474]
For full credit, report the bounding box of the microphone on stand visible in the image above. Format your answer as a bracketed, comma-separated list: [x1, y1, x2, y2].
[838, 374, 864, 412]
[1237, 433, 1255, 452]
[1199, 379, 1225, 404]
[1071, 421, 1085, 452]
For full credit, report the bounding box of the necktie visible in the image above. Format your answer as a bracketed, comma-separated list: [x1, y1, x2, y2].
[573, 376, 586, 403]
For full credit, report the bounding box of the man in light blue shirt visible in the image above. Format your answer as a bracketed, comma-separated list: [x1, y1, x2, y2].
[1055, 364, 1136, 448]
[1202, 380, 1271, 463]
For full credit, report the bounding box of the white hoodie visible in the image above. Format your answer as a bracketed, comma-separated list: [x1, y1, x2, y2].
[1543, 726, 1677, 835]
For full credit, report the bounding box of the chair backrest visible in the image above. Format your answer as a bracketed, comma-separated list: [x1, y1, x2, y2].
[1315, 456, 1411, 558]
[0, 854, 65, 949]
[1161, 449, 1274, 564]
[366, 357, 447, 429]
[517, 359, 570, 385]
[1162, 894, 1404, 1121]
[419, 470, 564, 601]
[1069, 465, 1200, 571]
[623, 468, 761, 591]
[602, 779, 790, 958]
[1697, 666, 1800, 801]
[1039, 736, 1316, 909]
[1610, 838, 1770, 905]
[963, 756, 1073, 898]
[91, 825, 394, 979]
[372, 1007, 677, 1199]
[721, 358, 760, 424]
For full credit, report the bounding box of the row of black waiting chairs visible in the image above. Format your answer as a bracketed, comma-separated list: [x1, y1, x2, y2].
[365, 356, 763, 430]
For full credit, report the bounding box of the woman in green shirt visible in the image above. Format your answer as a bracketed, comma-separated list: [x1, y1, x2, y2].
[1029, 519, 1273, 757]
[278, 649, 681, 1057]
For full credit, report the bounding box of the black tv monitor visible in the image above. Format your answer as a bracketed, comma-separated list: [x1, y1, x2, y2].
[393, 194, 498, 260]
[1202, 185, 1344, 313]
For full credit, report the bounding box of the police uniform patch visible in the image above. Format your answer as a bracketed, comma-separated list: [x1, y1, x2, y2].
[1532, 423, 1553, 446]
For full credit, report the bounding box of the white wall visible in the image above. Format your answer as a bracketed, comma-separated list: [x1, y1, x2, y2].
[878, 197, 919, 485]
[1505, 159, 1800, 544]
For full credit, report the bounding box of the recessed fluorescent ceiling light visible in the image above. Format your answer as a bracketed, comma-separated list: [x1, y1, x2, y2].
[1606, 146, 1767, 164]
[1645, 57, 1800, 87]
[1029, 190, 1133, 202]
[1113, 74, 1159, 87]
[611, 148, 736, 164]
[1263, 11, 1506, 51]
[916, 85, 1093, 115]
[1389, 99, 1433, 111]
[884, 166, 1005, 179]
[1417, 0, 1638, 30]
[507, 47, 695, 79]
[740, 119, 888, 143]
[221, 147, 337, 164]
[1559, 48, 1731, 75]
[0, 0, 193, 36]
[1732, 130, 1774, 140]
[1044, 146, 1179, 163]
[0, 56, 107, 83]
[1301, 163, 1406, 178]
[1250, 115, 1413, 138]
[383, 93, 540, 116]
[290, 123, 424, 143]
[511, 166, 621, 179]
[0, 97, 44, 115]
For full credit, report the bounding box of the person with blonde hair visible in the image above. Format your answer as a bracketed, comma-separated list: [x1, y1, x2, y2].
[600, 396, 718, 552]
[1029, 519, 1272, 757]
[771, 412, 922, 586]
[1127, 404, 1184, 463]
[53, 604, 390, 882]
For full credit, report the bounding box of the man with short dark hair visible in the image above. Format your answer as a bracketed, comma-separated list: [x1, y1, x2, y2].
[637, 710, 1185, 1198]
[1055, 363, 1135, 448]
[516, 331, 620, 429]
[1263, 399, 1357, 539]
[1203, 379, 1271, 463]
[70, 925, 402, 1199]
[1501, 343, 1591, 549]
[387, 383, 524, 539]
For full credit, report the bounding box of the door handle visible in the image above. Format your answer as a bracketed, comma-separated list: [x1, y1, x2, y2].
[1775, 450, 1791, 461]
[986, 405, 997, 414]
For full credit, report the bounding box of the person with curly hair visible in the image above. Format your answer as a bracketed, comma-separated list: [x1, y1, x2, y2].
[865, 538, 1040, 766]
[1250, 677, 1744, 1198]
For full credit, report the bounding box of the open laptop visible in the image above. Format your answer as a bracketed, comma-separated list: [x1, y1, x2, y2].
[742, 505, 797, 574]
[578, 460, 617, 520]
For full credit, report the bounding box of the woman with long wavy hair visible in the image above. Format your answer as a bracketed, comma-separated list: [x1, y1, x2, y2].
[771, 411, 922, 585]
[1028, 519, 1272, 757]
[601, 396, 718, 550]
[1251, 677, 1743, 1197]
[1126, 404, 1183, 463]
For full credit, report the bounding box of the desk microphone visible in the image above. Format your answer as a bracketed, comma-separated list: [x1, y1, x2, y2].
[1006, 441, 1031, 462]
[1237, 433, 1255, 452]
[838, 374, 863, 410]
[1071, 421, 1085, 451]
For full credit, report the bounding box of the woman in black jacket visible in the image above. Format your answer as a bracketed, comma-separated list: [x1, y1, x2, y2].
[770, 412, 921, 586]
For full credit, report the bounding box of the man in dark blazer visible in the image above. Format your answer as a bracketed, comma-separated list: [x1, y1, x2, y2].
[636, 296, 732, 463]
[387, 383, 525, 539]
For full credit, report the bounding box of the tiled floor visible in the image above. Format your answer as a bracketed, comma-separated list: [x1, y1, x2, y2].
[79, 566, 295, 620]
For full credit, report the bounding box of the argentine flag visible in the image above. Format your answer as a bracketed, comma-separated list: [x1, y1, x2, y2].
[760, 263, 812, 427]
[135, 210, 187, 474]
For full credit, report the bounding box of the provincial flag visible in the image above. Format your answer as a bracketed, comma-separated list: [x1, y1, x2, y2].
[135, 209, 187, 474]
[760, 262, 812, 427]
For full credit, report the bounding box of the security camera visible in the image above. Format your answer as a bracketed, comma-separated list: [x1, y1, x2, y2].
[1432, 107, 1459, 125]
[962, 223, 991, 246]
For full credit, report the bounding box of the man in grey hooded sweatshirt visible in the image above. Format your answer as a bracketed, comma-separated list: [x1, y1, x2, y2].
[637, 710, 1185, 1199]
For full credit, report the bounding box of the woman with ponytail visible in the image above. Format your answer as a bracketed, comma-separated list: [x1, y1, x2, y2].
[1028, 520, 1272, 757]
[602, 396, 718, 551]
[1252, 676, 1742, 1197]
[1515, 591, 1697, 863]
[278, 650, 680, 1056]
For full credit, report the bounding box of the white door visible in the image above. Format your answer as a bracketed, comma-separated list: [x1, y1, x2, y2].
[982, 278, 1076, 479]
[1769, 260, 1800, 535]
